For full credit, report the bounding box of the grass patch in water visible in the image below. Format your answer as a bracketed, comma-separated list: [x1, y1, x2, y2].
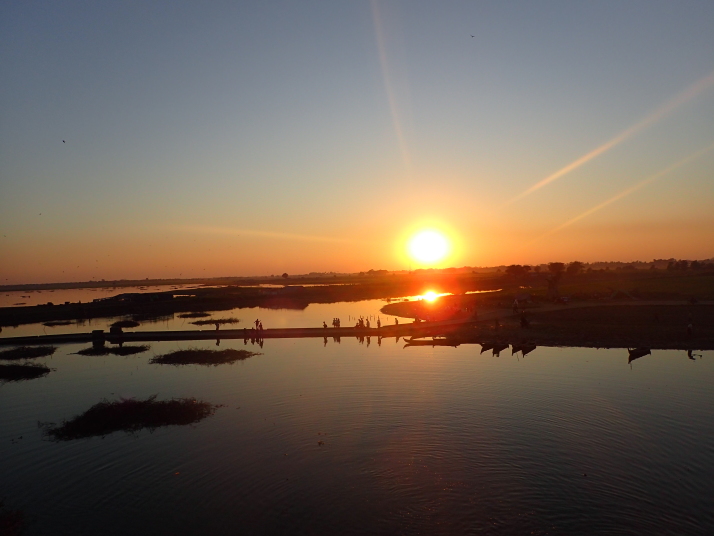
[0, 363, 51, 382]
[110, 320, 140, 329]
[0, 346, 56, 360]
[178, 312, 211, 318]
[43, 396, 219, 440]
[74, 345, 150, 356]
[43, 320, 74, 327]
[190, 317, 240, 326]
[150, 348, 259, 366]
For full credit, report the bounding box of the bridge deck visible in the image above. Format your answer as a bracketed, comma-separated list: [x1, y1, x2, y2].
[0, 318, 476, 346]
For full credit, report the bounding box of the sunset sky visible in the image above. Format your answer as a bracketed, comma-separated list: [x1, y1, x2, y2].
[1, 1, 713, 284]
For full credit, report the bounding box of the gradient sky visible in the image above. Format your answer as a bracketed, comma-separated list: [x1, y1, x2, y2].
[1, 1, 713, 283]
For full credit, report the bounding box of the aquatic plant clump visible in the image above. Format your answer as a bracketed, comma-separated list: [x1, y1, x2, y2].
[74, 345, 150, 356]
[178, 312, 212, 318]
[0, 363, 52, 382]
[0, 346, 57, 360]
[150, 348, 259, 366]
[110, 320, 140, 329]
[190, 317, 240, 326]
[43, 320, 75, 327]
[43, 396, 218, 441]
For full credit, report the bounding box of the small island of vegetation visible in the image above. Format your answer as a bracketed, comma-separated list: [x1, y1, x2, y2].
[150, 348, 260, 366]
[43, 396, 219, 440]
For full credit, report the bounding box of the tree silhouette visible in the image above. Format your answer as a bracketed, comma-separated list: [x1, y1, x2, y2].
[566, 261, 584, 275]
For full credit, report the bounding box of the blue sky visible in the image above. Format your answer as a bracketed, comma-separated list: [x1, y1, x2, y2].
[1, 1, 713, 283]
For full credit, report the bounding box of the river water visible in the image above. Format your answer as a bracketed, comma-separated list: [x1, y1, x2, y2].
[1, 301, 713, 535]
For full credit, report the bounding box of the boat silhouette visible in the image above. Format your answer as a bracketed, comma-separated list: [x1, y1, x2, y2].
[492, 343, 509, 356]
[628, 348, 651, 364]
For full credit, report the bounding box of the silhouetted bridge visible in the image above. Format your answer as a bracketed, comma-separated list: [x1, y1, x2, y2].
[0, 318, 475, 347]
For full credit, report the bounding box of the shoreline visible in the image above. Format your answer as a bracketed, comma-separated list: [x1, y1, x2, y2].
[1, 304, 711, 351]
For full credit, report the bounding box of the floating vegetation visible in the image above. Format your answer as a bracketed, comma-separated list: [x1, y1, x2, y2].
[190, 317, 240, 327]
[74, 345, 150, 357]
[43, 320, 74, 327]
[178, 312, 211, 318]
[0, 363, 51, 383]
[150, 348, 259, 366]
[43, 396, 219, 440]
[110, 320, 140, 329]
[0, 346, 56, 361]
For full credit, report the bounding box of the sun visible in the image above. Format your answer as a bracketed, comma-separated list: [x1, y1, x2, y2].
[408, 230, 450, 264]
[422, 291, 438, 302]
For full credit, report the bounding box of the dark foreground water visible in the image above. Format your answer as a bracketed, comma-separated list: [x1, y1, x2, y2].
[1, 335, 713, 535]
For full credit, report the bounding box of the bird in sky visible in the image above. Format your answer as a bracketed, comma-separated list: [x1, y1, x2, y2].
[471, 34, 474, 37]
[62, 140, 65, 143]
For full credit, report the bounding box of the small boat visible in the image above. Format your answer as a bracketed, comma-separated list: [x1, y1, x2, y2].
[520, 344, 537, 356]
[492, 343, 509, 356]
[628, 348, 651, 363]
[404, 338, 458, 348]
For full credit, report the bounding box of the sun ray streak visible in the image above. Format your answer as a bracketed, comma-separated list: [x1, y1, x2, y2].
[504, 70, 714, 208]
[531, 141, 714, 243]
[371, 0, 411, 169]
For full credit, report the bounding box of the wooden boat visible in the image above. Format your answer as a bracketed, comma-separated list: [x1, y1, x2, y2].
[628, 348, 651, 363]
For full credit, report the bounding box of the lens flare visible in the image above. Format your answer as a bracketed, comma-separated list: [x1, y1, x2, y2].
[408, 231, 449, 264]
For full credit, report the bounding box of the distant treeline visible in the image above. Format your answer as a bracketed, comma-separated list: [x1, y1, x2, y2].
[498, 259, 714, 276]
[3, 258, 714, 292]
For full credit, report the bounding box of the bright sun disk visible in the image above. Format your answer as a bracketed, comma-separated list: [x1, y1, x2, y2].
[408, 230, 449, 264]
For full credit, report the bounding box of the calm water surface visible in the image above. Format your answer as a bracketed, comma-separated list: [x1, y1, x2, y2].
[1, 315, 713, 534]
[1, 298, 401, 339]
